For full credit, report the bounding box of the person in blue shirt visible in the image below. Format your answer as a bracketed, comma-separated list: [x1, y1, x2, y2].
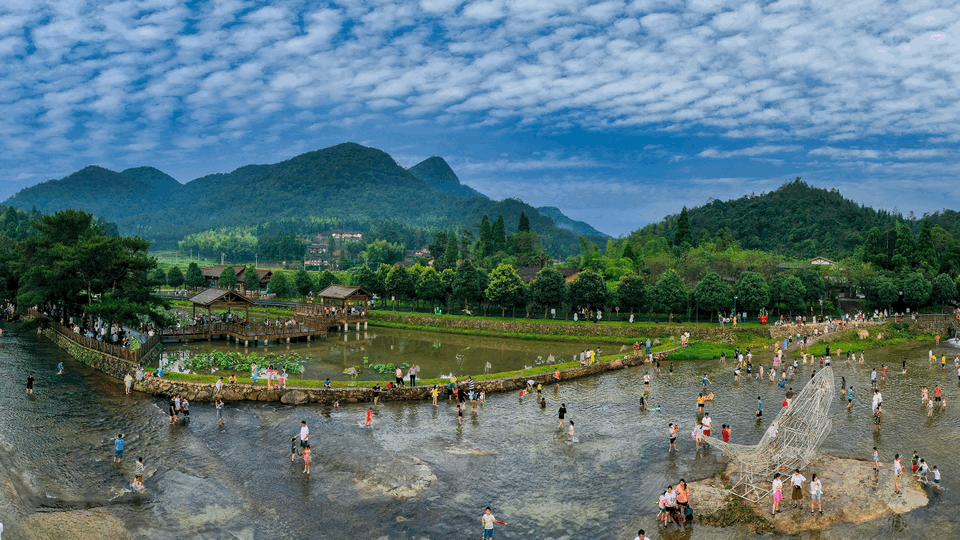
[56, 362, 64, 375]
[756, 396, 764, 418]
[847, 386, 855, 412]
[114, 434, 125, 464]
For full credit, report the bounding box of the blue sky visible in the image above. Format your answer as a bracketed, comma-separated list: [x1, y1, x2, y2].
[1, 0, 959, 236]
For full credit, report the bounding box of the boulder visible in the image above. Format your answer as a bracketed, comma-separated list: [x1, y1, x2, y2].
[280, 390, 310, 405]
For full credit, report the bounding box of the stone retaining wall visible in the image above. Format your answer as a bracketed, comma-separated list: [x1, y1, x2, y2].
[138, 351, 671, 405]
[44, 329, 138, 380]
[371, 311, 766, 344]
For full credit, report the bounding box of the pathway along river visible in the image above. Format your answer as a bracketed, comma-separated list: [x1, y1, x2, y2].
[1, 325, 959, 539]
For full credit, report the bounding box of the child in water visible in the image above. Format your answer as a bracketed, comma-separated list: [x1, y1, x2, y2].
[567, 420, 577, 442]
[365, 407, 374, 427]
[302, 444, 312, 475]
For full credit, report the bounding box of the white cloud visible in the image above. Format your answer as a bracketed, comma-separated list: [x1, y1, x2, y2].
[698, 144, 801, 158]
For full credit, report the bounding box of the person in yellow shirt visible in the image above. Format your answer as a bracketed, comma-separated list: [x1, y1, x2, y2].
[696, 393, 706, 413]
[430, 385, 439, 406]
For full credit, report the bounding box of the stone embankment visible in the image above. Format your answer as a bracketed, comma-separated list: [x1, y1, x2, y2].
[44, 324, 670, 405]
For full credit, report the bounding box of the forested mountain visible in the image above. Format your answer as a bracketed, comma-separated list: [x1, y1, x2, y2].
[537, 206, 607, 238]
[631, 179, 902, 259]
[407, 156, 483, 198]
[6, 143, 604, 257]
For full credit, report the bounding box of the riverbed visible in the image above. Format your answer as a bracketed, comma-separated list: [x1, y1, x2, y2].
[1, 326, 958, 539]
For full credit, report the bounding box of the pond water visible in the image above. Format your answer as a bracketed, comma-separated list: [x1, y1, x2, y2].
[159, 326, 609, 381]
[2, 325, 959, 539]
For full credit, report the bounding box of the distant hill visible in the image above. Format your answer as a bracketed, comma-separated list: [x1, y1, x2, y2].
[6, 143, 605, 257]
[407, 157, 484, 198]
[537, 206, 608, 238]
[631, 179, 900, 259]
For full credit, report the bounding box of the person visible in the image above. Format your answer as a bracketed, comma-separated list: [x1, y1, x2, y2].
[558, 403, 567, 429]
[395, 366, 404, 386]
[56, 362, 64, 375]
[431, 385, 439, 406]
[372, 384, 382, 405]
[553, 369, 561, 388]
[124, 372, 134, 395]
[215, 377, 223, 393]
[847, 386, 855, 412]
[26, 373, 34, 395]
[873, 447, 881, 480]
[299, 420, 309, 451]
[721, 424, 732, 443]
[669, 422, 679, 451]
[911, 451, 920, 474]
[790, 469, 806, 508]
[114, 434, 125, 464]
[696, 393, 705, 413]
[133, 456, 145, 491]
[567, 420, 576, 442]
[324, 377, 332, 389]
[771, 473, 784, 514]
[457, 401, 465, 426]
[933, 465, 942, 487]
[168, 397, 177, 424]
[302, 443, 312, 475]
[701, 413, 713, 437]
[290, 436, 299, 462]
[215, 398, 225, 426]
[409, 365, 418, 387]
[181, 397, 190, 424]
[756, 396, 764, 418]
[870, 368, 878, 388]
[934, 384, 943, 406]
[539, 395, 546, 409]
[662, 485, 680, 526]
[481, 507, 497, 539]
[809, 473, 823, 515]
[365, 407, 374, 427]
[701, 373, 710, 387]
[894, 454, 903, 494]
[634, 529, 650, 540]
[676, 479, 691, 523]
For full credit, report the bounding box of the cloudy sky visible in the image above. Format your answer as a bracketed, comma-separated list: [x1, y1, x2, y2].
[1, 0, 958, 235]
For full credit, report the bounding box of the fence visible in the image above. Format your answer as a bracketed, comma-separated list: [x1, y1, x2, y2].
[50, 321, 160, 364]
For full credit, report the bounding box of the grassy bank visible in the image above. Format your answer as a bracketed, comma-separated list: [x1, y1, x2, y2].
[369, 318, 641, 345]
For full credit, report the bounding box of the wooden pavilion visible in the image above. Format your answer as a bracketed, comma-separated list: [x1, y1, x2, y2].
[188, 288, 255, 319]
[316, 285, 370, 309]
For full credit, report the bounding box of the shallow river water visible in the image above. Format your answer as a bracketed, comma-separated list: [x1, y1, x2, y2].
[1, 326, 959, 539]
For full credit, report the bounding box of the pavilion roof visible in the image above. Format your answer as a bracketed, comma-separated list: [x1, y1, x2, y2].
[188, 287, 255, 307]
[317, 285, 369, 301]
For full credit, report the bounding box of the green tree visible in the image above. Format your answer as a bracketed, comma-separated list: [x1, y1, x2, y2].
[901, 272, 931, 308]
[693, 271, 732, 317]
[931, 273, 956, 307]
[166, 266, 185, 288]
[530, 266, 567, 316]
[218, 267, 237, 289]
[350, 265, 380, 295]
[649, 269, 688, 315]
[185, 262, 205, 288]
[416, 266, 447, 306]
[362, 240, 405, 267]
[268, 271, 293, 297]
[149, 268, 167, 288]
[294, 269, 313, 296]
[616, 273, 646, 313]
[518, 211, 530, 232]
[313, 269, 337, 292]
[798, 270, 824, 305]
[385, 264, 416, 301]
[484, 263, 527, 315]
[243, 266, 260, 292]
[772, 275, 806, 313]
[736, 272, 770, 315]
[492, 216, 507, 253]
[675, 207, 691, 246]
[439, 232, 460, 270]
[478, 215, 493, 257]
[568, 269, 608, 309]
[866, 275, 899, 309]
[452, 259, 487, 309]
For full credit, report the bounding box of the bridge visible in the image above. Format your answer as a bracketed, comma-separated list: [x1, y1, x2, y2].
[161, 320, 328, 346]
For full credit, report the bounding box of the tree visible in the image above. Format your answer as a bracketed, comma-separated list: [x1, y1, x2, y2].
[675, 207, 691, 246]
[427, 231, 448, 265]
[901, 272, 931, 308]
[218, 267, 237, 289]
[530, 266, 566, 316]
[313, 270, 337, 292]
[350, 265, 380, 295]
[294, 269, 313, 296]
[518, 211, 530, 232]
[510, 231, 543, 268]
[185, 262, 205, 288]
[736, 272, 770, 315]
[149, 268, 167, 288]
[452, 259, 487, 308]
[693, 271, 732, 317]
[268, 272, 293, 297]
[478, 215, 493, 257]
[568, 269, 608, 309]
[772, 275, 806, 313]
[484, 263, 526, 315]
[167, 266, 185, 288]
[439, 232, 460, 270]
[616, 273, 645, 313]
[243, 266, 260, 292]
[362, 240, 405, 267]
[385, 264, 416, 301]
[649, 269, 688, 315]
[866, 275, 899, 309]
[416, 266, 447, 306]
[931, 273, 956, 307]
[798, 270, 824, 305]
[492, 216, 507, 253]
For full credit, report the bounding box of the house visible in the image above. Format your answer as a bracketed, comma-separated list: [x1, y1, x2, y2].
[810, 257, 836, 266]
[201, 265, 273, 290]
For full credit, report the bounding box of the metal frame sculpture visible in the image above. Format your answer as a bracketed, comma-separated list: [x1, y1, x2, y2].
[702, 366, 835, 502]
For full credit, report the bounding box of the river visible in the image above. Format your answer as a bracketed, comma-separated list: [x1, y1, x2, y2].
[1, 325, 958, 539]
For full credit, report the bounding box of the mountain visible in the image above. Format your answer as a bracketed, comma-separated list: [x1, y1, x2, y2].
[631, 179, 900, 259]
[407, 157, 484, 198]
[537, 206, 608, 238]
[6, 143, 605, 257]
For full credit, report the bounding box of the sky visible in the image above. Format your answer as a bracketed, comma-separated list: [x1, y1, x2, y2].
[1, 0, 959, 236]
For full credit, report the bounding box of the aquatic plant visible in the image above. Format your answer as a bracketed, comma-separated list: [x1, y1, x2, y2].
[183, 351, 305, 374]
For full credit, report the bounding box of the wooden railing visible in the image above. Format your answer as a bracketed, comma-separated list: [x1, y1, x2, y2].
[49, 321, 159, 363]
[162, 321, 326, 340]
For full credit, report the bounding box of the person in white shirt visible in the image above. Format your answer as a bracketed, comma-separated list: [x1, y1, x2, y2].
[771, 473, 784, 514]
[634, 529, 650, 540]
[299, 420, 309, 450]
[894, 454, 903, 494]
[809, 473, 823, 514]
[790, 469, 806, 507]
[481, 507, 497, 539]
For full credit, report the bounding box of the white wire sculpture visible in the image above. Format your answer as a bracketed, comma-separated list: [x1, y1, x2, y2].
[702, 366, 836, 502]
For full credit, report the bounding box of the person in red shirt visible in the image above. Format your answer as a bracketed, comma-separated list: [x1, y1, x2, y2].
[721, 424, 732, 443]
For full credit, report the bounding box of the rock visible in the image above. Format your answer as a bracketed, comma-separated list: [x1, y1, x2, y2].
[355, 456, 436, 500]
[445, 445, 496, 457]
[690, 455, 928, 535]
[281, 390, 309, 405]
